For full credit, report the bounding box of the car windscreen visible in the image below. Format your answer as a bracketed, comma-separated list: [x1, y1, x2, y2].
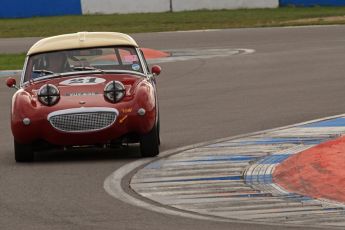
[24, 46, 143, 82]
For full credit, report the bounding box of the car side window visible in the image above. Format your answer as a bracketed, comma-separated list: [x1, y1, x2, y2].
[24, 55, 46, 81]
[117, 47, 143, 72]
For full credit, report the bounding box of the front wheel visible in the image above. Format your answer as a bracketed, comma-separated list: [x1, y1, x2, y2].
[14, 141, 34, 162]
[140, 124, 159, 157]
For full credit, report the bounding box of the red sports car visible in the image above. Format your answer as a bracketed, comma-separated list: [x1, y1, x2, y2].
[6, 32, 162, 162]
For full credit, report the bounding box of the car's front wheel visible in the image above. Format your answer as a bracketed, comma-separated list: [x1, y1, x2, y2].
[140, 124, 159, 157]
[14, 141, 34, 162]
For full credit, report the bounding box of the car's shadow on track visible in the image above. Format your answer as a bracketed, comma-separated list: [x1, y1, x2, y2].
[32, 145, 142, 163]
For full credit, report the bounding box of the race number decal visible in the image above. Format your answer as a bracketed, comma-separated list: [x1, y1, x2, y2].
[59, 77, 106, 86]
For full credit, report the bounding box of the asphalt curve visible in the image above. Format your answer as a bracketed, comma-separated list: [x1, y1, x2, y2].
[1, 26, 345, 230]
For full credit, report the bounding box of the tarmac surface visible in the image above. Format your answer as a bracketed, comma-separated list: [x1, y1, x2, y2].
[1, 26, 345, 230]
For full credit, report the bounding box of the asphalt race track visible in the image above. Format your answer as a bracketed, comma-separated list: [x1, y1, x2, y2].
[1, 26, 345, 230]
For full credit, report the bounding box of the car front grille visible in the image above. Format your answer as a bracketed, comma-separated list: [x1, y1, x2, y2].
[48, 108, 118, 133]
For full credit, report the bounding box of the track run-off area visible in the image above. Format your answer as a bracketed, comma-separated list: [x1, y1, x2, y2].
[2, 26, 345, 230]
[109, 114, 345, 228]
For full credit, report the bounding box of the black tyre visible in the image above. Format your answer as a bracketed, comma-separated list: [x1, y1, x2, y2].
[140, 124, 159, 157]
[14, 141, 34, 162]
[157, 118, 161, 146]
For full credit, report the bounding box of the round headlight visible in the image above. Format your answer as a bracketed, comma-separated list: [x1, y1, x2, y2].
[104, 81, 125, 103]
[37, 84, 60, 106]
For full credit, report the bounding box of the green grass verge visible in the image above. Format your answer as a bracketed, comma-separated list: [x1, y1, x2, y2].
[0, 54, 25, 70]
[0, 7, 345, 38]
[1, 7, 345, 70]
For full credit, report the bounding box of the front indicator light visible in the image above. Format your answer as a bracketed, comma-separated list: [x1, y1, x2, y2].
[138, 108, 146, 116]
[23, 118, 31, 125]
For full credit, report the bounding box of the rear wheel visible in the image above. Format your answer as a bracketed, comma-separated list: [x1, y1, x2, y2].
[14, 141, 34, 162]
[140, 124, 159, 157]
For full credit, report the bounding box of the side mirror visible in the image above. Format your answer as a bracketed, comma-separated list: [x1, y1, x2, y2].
[6, 77, 18, 89]
[151, 65, 162, 76]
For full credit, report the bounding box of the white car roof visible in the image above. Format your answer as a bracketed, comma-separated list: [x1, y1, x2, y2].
[27, 32, 138, 55]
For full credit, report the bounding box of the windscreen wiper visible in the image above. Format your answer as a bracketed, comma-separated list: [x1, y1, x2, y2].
[33, 69, 55, 75]
[73, 66, 104, 72]
[30, 70, 62, 84]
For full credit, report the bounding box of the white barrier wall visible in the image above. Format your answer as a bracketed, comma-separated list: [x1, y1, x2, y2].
[81, 0, 170, 14]
[81, 0, 278, 14]
[173, 0, 279, 11]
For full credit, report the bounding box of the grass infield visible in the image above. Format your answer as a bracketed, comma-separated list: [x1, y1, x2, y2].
[0, 7, 345, 38]
[1, 7, 345, 70]
[0, 54, 25, 70]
